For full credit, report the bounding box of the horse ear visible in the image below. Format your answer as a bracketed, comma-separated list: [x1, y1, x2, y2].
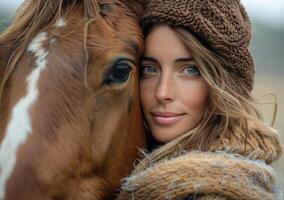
[124, 0, 144, 17]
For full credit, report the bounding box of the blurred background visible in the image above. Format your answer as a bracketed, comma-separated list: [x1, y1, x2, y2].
[1, 0, 284, 193]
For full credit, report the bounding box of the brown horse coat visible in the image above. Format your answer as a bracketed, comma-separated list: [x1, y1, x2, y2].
[0, 1, 145, 199]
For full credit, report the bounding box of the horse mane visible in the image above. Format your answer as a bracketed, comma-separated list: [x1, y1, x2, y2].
[0, 0, 101, 102]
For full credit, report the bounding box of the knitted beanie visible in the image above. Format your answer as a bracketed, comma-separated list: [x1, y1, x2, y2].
[141, 0, 255, 93]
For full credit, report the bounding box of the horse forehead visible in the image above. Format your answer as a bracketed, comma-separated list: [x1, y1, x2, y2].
[88, 23, 142, 60]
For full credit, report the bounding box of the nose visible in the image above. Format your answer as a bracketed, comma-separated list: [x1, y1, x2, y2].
[156, 73, 174, 103]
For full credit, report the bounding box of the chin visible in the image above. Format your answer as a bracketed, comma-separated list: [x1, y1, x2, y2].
[151, 126, 195, 143]
[152, 130, 177, 143]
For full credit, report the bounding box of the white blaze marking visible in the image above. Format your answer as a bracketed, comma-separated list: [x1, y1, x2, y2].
[54, 18, 66, 28]
[0, 32, 49, 199]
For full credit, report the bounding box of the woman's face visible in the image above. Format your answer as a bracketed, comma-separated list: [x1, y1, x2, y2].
[140, 25, 209, 143]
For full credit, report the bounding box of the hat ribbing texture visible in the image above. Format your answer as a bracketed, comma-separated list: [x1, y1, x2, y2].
[141, 0, 255, 92]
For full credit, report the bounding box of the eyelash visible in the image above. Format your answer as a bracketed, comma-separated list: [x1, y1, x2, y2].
[140, 64, 200, 77]
[181, 65, 200, 76]
[141, 65, 159, 74]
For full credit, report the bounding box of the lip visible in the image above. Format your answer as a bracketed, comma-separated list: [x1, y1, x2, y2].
[150, 111, 185, 125]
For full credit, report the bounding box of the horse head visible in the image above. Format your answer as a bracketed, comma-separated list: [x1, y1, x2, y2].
[0, 0, 145, 199]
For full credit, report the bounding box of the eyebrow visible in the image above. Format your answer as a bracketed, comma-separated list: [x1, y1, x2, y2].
[141, 56, 157, 62]
[175, 57, 194, 62]
[141, 56, 194, 63]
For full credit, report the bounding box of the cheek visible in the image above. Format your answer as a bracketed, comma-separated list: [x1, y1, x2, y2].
[139, 81, 153, 110]
[182, 81, 209, 113]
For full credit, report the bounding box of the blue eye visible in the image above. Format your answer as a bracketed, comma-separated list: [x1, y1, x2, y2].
[141, 65, 159, 74]
[182, 66, 200, 76]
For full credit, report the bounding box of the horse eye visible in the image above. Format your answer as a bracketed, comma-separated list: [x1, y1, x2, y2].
[113, 63, 131, 80]
[103, 62, 132, 84]
[99, 3, 113, 15]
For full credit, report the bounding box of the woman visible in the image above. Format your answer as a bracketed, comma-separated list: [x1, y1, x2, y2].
[117, 0, 283, 199]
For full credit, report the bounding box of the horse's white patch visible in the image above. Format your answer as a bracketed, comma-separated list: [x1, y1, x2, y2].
[50, 38, 56, 44]
[54, 18, 66, 28]
[0, 32, 49, 199]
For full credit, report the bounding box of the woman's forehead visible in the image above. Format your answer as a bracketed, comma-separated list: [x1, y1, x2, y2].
[144, 25, 193, 61]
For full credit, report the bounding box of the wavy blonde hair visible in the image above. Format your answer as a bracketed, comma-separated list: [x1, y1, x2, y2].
[173, 27, 278, 151]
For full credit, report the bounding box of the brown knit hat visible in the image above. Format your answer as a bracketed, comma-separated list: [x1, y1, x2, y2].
[141, 0, 255, 93]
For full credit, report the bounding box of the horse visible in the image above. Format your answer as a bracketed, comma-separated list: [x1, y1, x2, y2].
[0, 0, 146, 199]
